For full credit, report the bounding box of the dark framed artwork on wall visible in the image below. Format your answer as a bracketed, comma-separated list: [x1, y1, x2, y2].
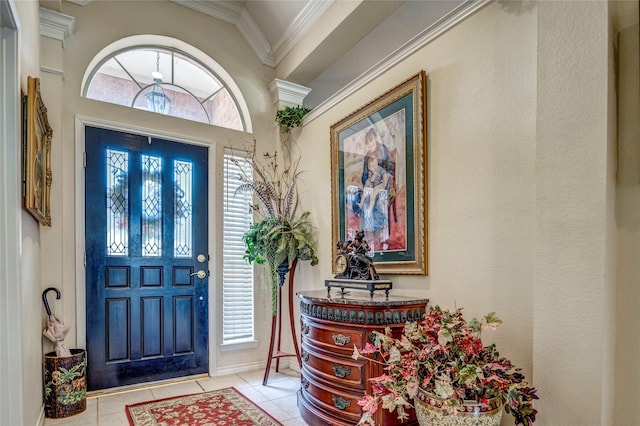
[23, 76, 52, 226]
[330, 71, 427, 275]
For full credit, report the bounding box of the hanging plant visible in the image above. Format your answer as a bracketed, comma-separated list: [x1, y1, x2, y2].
[275, 105, 311, 133]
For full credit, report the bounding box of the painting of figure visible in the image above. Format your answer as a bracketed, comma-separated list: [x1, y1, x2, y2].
[343, 110, 407, 254]
[331, 71, 427, 275]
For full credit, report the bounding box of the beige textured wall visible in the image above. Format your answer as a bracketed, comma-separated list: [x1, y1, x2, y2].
[294, 3, 536, 423]
[615, 9, 640, 426]
[535, 1, 615, 424]
[40, 0, 279, 376]
[27, 1, 640, 425]
[292, 1, 633, 424]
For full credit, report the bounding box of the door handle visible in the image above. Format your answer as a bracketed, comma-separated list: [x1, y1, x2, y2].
[190, 270, 207, 279]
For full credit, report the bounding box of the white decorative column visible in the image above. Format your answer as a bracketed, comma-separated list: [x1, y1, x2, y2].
[267, 78, 311, 366]
[39, 7, 77, 352]
[40, 7, 75, 49]
[269, 78, 311, 108]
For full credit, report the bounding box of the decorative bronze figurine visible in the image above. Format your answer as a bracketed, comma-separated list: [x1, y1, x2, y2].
[333, 230, 379, 281]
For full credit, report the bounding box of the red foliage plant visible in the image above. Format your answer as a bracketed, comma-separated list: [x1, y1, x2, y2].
[352, 305, 538, 426]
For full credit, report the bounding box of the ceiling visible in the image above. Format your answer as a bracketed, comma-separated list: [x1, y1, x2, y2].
[54, 0, 466, 106]
[168, 0, 407, 83]
[166, 0, 465, 107]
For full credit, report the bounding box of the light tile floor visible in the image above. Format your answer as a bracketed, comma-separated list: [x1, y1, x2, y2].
[44, 368, 310, 426]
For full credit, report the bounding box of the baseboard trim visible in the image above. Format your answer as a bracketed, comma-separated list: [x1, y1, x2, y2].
[215, 358, 299, 377]
[36, 406, 44, 426]
[214, 360, 265, 377]
[87, 374, 209, 398]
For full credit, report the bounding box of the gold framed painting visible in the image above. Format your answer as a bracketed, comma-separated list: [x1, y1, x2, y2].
[330, 71, 427, 275]
[24, 76, 52, 226]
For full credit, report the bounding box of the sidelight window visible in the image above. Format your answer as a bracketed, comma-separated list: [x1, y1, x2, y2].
[222, 150, 254, 343]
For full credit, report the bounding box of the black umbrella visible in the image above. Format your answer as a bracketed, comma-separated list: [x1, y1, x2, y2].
[42, 287, 71, 357]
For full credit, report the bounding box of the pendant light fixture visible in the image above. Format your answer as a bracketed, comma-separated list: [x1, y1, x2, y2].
[145, 51, 171, 114]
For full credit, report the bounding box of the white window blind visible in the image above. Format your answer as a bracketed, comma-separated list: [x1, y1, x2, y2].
[222, 151, 254, 343]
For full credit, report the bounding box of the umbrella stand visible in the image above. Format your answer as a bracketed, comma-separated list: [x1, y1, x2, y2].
[42, 287, 87, 419]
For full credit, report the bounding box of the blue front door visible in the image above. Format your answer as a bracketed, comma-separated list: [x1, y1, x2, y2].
[85, 126, 209, 390]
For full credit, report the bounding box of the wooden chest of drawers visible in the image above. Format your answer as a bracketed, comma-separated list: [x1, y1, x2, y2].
[296, 290, 428, 426]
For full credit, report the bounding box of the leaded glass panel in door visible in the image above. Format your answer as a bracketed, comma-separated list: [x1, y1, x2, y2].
[106, 149, 129, 256]
[142, 154, 163, 256]
[174, 160, 193, 258]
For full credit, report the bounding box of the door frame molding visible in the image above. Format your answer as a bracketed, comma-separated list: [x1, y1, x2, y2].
[0, 1, 24, 424]
[74, 115, 218, 377]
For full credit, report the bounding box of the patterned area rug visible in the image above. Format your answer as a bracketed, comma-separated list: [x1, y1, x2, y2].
[125, 387, 283, 426]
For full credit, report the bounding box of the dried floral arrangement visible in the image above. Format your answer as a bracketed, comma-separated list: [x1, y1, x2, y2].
[229, 139, 318, 314]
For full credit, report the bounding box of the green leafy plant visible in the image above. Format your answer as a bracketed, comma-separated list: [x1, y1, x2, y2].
[243, 212, 317, 268]
[353, 305, 538, 426]
[230, 139, 318, 314]
[275, 105, 311, 133]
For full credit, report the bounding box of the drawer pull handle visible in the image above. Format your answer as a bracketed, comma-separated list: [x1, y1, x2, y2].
[332, 333, 351, 346]
[332, 364, 351, 379]
[332, 395, 351, 410]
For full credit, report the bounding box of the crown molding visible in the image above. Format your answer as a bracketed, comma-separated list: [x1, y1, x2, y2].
[236, 8, 274, 67]
[272, 0, 334, 65]
[170, 0, 275, 66]
[170, 0, 330, 68]
[269, 79, 312, 106]
[169, 0, 242, 25]
[305, 0, 491, 124]
[39, 7, 75, 46]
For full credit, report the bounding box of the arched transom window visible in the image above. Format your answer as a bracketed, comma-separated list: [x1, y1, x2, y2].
[84, 45, 245, 131]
